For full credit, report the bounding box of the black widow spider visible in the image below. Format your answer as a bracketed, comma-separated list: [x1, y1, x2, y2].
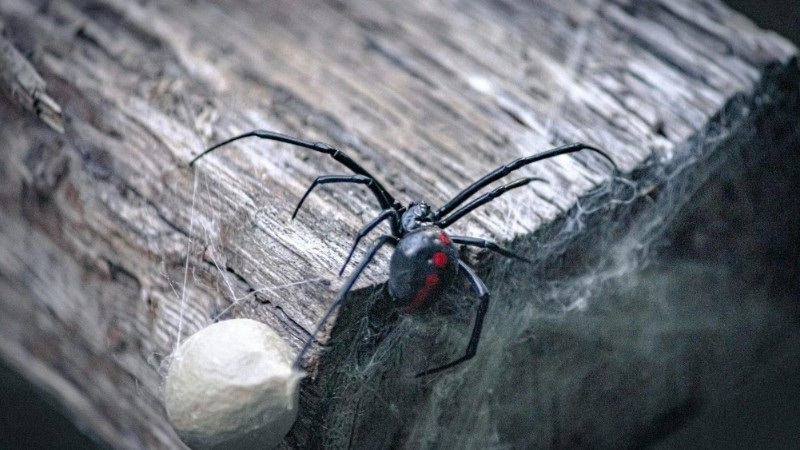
[190, 130, 617, 377]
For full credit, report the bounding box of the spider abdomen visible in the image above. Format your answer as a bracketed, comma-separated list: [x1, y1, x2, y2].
[388, 226, 459, 312]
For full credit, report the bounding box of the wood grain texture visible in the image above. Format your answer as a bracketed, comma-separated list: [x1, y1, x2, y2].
[0, 0, 796, 447]
[0, 34, 63, 132]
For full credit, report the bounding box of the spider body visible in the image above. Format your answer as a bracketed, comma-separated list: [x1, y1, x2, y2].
[189, 129, 617, 377]
[388, 225, 459, 312]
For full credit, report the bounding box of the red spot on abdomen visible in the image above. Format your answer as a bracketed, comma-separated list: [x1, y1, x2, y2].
[438, 232, 451, 245]
[432, 251, 448, 268]
[403, 273, 440, 313]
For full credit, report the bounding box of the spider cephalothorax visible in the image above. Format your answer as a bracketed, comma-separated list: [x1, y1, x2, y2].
[401, 201, 434, 232]
[190, 130, 617, 376]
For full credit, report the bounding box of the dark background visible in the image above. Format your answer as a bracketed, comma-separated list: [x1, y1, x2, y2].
[1, 1, 798, 449]
[726, 0, 800, 47]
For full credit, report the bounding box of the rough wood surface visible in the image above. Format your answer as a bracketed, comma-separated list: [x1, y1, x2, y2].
[0, 0, 796, 448]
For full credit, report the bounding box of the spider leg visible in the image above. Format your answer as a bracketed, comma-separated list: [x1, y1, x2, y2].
[416, 260, 489, 377]
[339, 209, 400, 276]
[191, 130, 402, 231]
[292, 174, 375, 219]
[449, 236, 532, 263]
[434, 143, 617, 219]
[436, 177, 546, 228]
[293, 234, 398, 370]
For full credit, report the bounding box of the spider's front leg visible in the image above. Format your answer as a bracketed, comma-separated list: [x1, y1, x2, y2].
[291, 176, 402, 274]
[416, 260, 489, 377]
[434, 143, 617, 220]
[436, 177, 546, 228]
[292, 174, 375, 219]
[190, 130, 403, 234]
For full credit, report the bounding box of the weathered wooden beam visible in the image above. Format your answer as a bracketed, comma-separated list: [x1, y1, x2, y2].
[0, 0, 797, 448]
